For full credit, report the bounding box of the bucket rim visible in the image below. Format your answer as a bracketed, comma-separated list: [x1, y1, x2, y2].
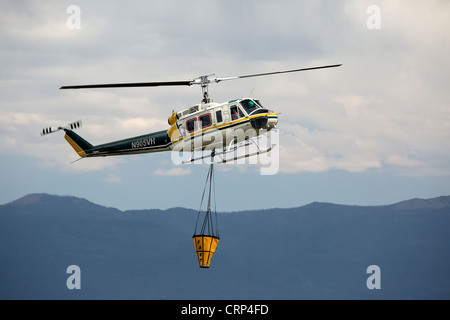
[192, 234, 220, 240]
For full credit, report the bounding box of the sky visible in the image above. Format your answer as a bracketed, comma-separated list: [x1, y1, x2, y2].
[1, 0, 449, 211]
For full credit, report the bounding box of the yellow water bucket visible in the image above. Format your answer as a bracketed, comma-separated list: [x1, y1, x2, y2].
[192, 235, 220, 268]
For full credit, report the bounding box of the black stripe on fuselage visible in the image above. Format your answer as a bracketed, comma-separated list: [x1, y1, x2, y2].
[85, 130, 172, 157]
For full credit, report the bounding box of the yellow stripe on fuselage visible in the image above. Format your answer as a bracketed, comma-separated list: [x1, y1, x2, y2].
[64, 133, 87, 157]
[169, 113, 278, 144]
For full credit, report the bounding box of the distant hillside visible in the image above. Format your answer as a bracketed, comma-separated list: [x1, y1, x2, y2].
[1, 193, 449, 300]
[391, 196, 450, 211]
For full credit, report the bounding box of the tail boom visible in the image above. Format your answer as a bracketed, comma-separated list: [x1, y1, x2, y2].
[63, 129, 172, 158]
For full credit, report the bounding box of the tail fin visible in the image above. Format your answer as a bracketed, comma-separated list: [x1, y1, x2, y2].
[64, 129, 93, 158]
[41, 120, 92, 158]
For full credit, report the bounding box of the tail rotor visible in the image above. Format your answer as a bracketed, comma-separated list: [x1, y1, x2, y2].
[40, 120, 82, 136]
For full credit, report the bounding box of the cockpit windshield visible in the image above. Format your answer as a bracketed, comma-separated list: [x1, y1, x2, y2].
[240, 99, 261, 115]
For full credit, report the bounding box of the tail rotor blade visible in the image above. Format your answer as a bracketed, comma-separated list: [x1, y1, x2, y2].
[40, 126, 60, 136]
[67, 120, 82, 130]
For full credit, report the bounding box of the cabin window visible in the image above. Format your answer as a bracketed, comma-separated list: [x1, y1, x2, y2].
[199, 113, 212, 128]
[216, 110, 223, 123]
[186, 118, 198, 132]
[230, 105, 244, 120]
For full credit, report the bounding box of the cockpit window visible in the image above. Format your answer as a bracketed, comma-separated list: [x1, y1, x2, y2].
[254, 100, 265, 109]
[240, 99, 261, 115]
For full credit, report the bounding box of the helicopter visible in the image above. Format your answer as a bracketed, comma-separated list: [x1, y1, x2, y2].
[41, 64, 342, 163]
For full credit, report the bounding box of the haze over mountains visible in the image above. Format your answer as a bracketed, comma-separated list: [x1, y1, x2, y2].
[1, 193, 449, 300]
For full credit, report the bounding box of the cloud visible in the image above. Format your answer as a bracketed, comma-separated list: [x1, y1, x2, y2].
[278, 123, 383, 174]
[104, 173, 121, 184]
[153, 167, 191, 176]
[1, 0, 449, 180]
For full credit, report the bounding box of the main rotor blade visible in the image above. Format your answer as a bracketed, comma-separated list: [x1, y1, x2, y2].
[60, 64, 342, 89]
[216, 64, 342, 83]
[60, 80, 192, 90]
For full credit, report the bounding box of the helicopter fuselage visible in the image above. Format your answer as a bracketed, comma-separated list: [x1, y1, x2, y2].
[62, 98, 278, 158]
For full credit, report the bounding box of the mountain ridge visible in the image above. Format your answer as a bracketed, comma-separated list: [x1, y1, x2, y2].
[3, 193, 450, 214]
[1, 193, 449, 299]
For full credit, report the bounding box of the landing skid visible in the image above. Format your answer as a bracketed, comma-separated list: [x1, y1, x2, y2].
[182, 138, 276, 165]
[217, 145, 274, 164]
